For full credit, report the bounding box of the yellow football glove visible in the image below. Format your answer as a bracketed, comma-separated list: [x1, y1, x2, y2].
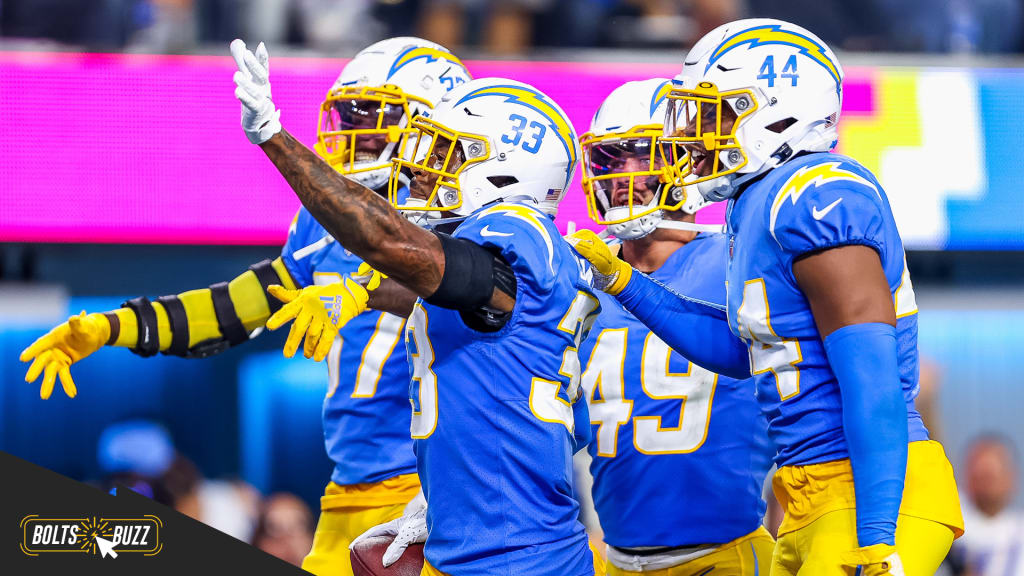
[565, 229, 632, 295]
[352, 262, 386, 291]
[20, 311, 111, 399]
[840, 544, 905, 576]
[266, 277, 369, 362]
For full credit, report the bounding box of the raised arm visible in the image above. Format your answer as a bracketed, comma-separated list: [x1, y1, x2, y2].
[230, 39, 443, 299]
[231, 40, 516, 319]
[260, 129, 444, 298]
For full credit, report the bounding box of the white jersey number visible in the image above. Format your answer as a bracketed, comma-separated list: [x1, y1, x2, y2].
[317, 272, 406, 400]
[407, 303, 439, 438]
[735, 278, 802, 400]
[582, 329, 717, 457]
[530, 291, 601, 433]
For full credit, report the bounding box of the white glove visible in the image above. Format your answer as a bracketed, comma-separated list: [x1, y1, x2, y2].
[230, 39, 281, 145]
[350, 491, 427, 567]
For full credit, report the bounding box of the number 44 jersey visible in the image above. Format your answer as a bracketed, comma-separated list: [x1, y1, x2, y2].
[408, 203, 601, 576]
[579, 233, 774, 548]
[725, 151, 928, 468]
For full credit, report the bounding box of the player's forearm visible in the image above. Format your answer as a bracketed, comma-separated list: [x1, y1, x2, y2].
[824, 323, 907, 546]
[260, 130, 444, 297]
[367, 278, 419, 317]
[108, 258, 296, 356]
[615, 271, 750, 379]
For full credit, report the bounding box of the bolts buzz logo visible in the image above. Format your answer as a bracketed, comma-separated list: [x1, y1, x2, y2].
[21, 515, 162, 557]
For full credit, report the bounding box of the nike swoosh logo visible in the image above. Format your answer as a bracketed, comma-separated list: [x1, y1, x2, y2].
[812, 198, 843, 220]
[480, 225, 512, 237]
[696, 567, 715, 576]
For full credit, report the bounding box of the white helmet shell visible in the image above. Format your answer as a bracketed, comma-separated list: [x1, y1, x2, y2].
[584, 78, 707, 240]
[318, 37, 470, 190]
[333, 36, 469, 103]
[672, 18, 844, 201]
[399, 77, 580, 220]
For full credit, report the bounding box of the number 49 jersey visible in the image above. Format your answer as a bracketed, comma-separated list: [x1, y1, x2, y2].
[281, 207, 416, 487]
[408, 203, 600, 576]
[579, 234, 773, 548]
[726, 152, 929, 468]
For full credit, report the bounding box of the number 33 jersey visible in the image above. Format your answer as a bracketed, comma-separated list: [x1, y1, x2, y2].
[725, 152, 929, 468]
[281, 207, 416, 487]
[408, 203, 601, 576]
[579, 233, 773, 548]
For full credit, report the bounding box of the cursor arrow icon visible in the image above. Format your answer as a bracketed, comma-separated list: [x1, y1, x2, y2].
[95, 535, 118, 558]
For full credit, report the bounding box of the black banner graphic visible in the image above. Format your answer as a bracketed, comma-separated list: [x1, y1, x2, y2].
[0, 451, 308, 575]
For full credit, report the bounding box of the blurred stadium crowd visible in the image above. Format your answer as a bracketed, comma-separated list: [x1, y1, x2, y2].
[1, 0, 1023, 54]
[95, 419, 315, 567]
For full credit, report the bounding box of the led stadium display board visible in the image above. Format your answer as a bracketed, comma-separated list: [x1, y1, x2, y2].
[0, 51, 1019, 249]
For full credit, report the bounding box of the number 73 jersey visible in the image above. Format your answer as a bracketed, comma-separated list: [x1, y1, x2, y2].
[579, 234, 774, 549]
[281, 208, 416, 487]
[726, 151, 929, 468]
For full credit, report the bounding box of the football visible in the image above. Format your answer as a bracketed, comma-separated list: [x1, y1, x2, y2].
[350, 535, 425, 576]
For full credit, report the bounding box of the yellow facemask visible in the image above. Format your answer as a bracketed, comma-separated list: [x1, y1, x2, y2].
[661, 81, 758, 187]
[580, 124, 685, 225]
[387, 116, 490, 214]
[314, 85, 432, 178]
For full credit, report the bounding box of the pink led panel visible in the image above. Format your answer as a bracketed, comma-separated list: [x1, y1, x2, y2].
[1, 52, 741, 244]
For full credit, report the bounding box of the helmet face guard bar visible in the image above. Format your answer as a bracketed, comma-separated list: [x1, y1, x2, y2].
[315, 85, 433, 177]
[580, 125, 684, 226]
[387, 115, 490, 214]
[661, 81, 758, 187]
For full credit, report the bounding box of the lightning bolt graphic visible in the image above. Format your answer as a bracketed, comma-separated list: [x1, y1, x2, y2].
[387, 47, 465, 81]
[649, 80, 674, 117]
[769, 161, 876, 242]
[477, 204, 556, 273]
[455, 85, 578, 188]
[707, 24, 841, 94]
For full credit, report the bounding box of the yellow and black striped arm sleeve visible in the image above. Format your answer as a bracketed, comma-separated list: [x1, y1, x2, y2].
[105, 257, 298, 357]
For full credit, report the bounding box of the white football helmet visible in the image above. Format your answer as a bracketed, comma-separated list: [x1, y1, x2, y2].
[388, 78, 580, 225]
[662, 18, 844, 201]
[581, 78, 715, 240]
[314, 37, 471, 190]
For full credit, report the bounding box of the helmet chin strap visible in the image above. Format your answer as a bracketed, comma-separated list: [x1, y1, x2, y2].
[657, 220, 725, 233]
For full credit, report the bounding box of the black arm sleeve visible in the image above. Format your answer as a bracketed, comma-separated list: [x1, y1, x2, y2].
[425, 232, 517, 332]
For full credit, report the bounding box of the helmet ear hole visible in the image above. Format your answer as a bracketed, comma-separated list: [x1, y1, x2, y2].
[765, 118, 797, 133]
[487, 176, 519, 188]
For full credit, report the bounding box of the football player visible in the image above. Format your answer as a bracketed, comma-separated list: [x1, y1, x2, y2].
[569, 18, 964, 576]
[231, 38, 602, 575]
[20, 37, 471, 576]
[578, 78, 774, 575]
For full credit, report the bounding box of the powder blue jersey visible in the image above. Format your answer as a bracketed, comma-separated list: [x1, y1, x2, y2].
[726, 152, 928, 467]
[281, 207, 416, 486]
[579, 234, 773, 548]
[408, 203, 601, 576]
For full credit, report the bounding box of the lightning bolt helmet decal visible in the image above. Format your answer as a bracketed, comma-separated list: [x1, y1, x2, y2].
[387, 46, 466, 81]
[454, 84, 578, 188]
[706, 23, 842, 95]
[649, 80, 674, 118]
